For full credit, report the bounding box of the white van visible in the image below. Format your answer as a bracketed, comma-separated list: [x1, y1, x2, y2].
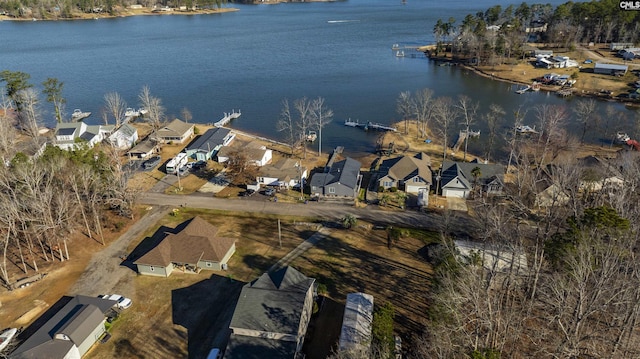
[206, 348, 221, 359]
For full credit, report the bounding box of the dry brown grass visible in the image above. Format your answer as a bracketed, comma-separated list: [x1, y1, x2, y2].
[0, 207, 147, 329]
[85, 209, 437, 358]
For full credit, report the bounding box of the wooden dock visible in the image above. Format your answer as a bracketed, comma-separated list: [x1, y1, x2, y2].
[214, 109, 241, 127]
[344, 119, 397, 132]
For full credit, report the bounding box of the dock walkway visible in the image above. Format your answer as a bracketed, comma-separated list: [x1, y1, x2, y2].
[214, 109, 241, 127]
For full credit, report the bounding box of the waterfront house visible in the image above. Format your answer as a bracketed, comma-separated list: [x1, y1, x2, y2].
[217, 141, 272, 167]
[184, 127, 234, 161]
[257, 158, 307, 188]
[438, 160, 505, 198]
[310, 157, 362, 198]
[156, 119, 194, 144]
[53, 120, 112, 151]
[126, 138, 158, 159]
[377, 152, 432, 194]
[225, 266, 316, 359]
[5, 137, 48, 165]
[338, 292, 374, 355]
[108, 123, 138, 150]
[10, 295, 117, 359]
[593, 63, 628, 76]
[134, 217, 236, 277]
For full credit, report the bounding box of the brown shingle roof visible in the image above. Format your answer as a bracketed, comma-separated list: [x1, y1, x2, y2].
[157, 119, 194, 138]
[135, 217, 235, 267]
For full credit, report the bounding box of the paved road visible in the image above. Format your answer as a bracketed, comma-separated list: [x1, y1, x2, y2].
[139, 192, 457, 231]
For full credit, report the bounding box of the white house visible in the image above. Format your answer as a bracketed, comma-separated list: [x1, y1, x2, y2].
[54, 121, 112, 151]
[217, 141, 272, 167]
[257, 158, 307, 188]
[108, 123, 138, 150]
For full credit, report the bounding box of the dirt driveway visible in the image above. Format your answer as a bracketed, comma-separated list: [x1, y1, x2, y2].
[68, 205, 169, 297]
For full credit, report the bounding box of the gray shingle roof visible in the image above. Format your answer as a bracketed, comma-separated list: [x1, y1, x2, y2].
[224, 334, 297, 359]
[380, 152, 431, 184]
[440, 160, 505, 189]
[229, 266, 314, 335]
[310, 157, 361, 190]
[186, 127, 230, 152]
[157, 119, 194, 138]
[10, 295, 116, 359]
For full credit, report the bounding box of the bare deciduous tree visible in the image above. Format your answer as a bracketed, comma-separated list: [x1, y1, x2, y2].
[103, 91, 127, 127]
[310, 97, 333, 156]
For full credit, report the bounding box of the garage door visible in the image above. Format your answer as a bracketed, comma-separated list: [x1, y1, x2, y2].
[444, 189, 467, 198]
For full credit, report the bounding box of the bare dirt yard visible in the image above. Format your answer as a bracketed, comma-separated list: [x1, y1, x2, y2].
[83, 208, 436, 359]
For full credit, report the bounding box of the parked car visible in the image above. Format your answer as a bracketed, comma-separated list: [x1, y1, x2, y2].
[193, 160, 207, 170]
[104, 294, 132, 309]
[142, 156, 161, 169]
[263, 187, 276, 196]
[178, 166, 189, 177]
[240, 189, 255, 197]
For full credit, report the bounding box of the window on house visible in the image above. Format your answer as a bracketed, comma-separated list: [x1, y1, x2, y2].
[312, 186, 317, 191]
[328, 187, 336, 194]
[150, 266, 155, 271]
[206, 262, 212, 267]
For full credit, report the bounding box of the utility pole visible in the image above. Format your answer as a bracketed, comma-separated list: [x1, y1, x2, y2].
[277, 219, 282, 248]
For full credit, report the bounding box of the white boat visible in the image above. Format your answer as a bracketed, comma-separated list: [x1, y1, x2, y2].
[616, 132, 630, 143]
[0, 328, 17, 352]
[306, 131, 317, 142]
[516, 125, 538, 134]
[396, 50, 405, 57]
[125, 108, 140, 117]
[71, 109, 91, 121]
[392, 43, 400, 50]
[515, 85, 531, 94]
[138, 108, 148, 116]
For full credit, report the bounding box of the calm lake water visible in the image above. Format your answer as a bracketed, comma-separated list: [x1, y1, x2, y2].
[1, 0, 631, 159]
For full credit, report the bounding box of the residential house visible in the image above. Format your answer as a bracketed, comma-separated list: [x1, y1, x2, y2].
[156, 119, 194, 144]
[377, 152, 432, 194]
[10, 295, 117, 359]
[126, 138, 158, 159]
[610, 42, 634, 51]
[338, 292, 374, 356]
[134, 216, 236, 277]
[257, 158, 308, 189]
[4, 137, 48, 165]
[438, 160, 505, 198]
[108, 123, 138, 150]
[185, 127, 235, 161]
[577, 155, 624, 192]
[53, 121, 112, 151]
[310, 157, 362, 198]
[593, 63, 628, 76]
[225, 266, 316, 359]
[217, 141, 272, 167]
[526, 21, 547, 33]
[453, 240, 528, 274]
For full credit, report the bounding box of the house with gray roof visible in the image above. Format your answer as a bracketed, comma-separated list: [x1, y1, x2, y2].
[126, 137, 158, 159]
[53, 121, 112, 151]
[134, 216, 236, 277]
[225, 266, 316, 359]
[156, 119, 194, 144]
[438, 160, 505, 198]
[108, 123, 138, 150]
[185, 127, 234, 161]
[377, 152, 432, 194]
[310, 157, 362, 198]
[10, 295, 117, 359]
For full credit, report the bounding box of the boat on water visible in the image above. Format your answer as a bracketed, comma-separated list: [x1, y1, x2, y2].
[71, 109, 91, 121]
[516, 125, 538, 134]
[616, 132, 631, 143]
[306, 131, 317, 142]
[344, 118, 360, 127]
[125, 108, 148, 117]
[515, 85, 531, 94]
[396, 50, 405, 57]
[392, 44, 400, 50]
[0, 328, 18, 352]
